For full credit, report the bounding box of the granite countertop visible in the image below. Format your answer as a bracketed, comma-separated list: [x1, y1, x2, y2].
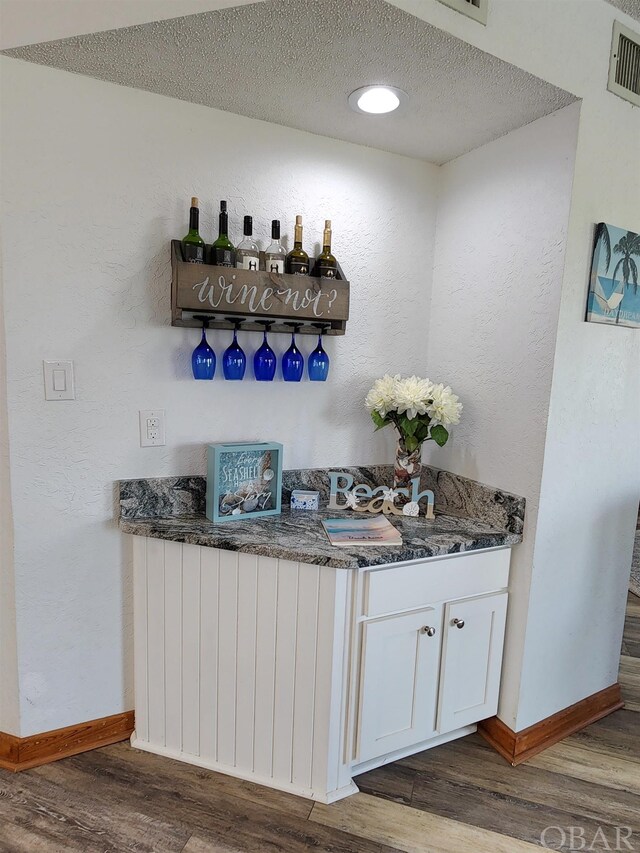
[118, 466, 525, 570]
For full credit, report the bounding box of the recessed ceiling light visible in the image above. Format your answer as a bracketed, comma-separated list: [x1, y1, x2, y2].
[348, 85, 408, 115]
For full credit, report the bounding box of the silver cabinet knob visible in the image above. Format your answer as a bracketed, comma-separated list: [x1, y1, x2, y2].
[452, 618, 465, 629]
[420, 626, 436, 637]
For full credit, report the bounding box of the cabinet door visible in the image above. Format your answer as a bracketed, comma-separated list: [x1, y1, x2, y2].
[356, 606, 443, 763]
[438, 592, 508, 734]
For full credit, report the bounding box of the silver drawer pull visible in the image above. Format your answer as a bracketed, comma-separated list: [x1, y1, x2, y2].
[452, 618, 465, 629]
[420, 625, 436, 637]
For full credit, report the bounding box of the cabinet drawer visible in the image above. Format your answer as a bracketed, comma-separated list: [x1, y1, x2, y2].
[363, 549, 510, 617]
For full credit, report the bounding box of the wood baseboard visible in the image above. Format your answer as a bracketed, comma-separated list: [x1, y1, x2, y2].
[478, 683, 624, 766]
[0, 711, 134, 772]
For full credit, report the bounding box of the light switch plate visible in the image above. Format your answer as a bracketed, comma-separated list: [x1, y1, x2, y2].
[139, 409, 166, 447]
[43, 361, 75, 400]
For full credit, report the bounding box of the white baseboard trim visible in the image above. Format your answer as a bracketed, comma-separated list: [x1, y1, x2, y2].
[351, 724, 477, 777]
[130, 733, 359, 803]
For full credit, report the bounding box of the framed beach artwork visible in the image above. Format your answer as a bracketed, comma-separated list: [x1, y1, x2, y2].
[586, 223, 640, 329]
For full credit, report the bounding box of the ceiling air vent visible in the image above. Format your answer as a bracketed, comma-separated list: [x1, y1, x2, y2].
[608, 21, 640, 107]
[436, 0, 487, 25]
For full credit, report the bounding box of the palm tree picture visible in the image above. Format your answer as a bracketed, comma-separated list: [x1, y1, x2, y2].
[586, 222, 640, 329]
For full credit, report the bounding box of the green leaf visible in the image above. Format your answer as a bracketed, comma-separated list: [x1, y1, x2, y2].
[414, 422, 431, 443]
[405, 434, 420, 453]
[399, 415, 419, 437]
[371, 411, 388, 431]
[430, 424, 449, 447]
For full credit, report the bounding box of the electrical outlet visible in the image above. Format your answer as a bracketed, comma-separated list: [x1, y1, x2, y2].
[139, 409, 165, 447]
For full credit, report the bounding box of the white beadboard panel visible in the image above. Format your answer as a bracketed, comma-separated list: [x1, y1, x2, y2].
[199, 547, 219, 761]
[217, 549, 239, 767]
[253, 556, 279, 778]
[336, 570, 358, 793]
[292, 563, 320, 790]
[182, 543, 201, 756]
[146, 537, 166, 746]
[164, 540, 183, 752]
[272, 559, 299, 783]
[235, 554, 258, 771]
[311, 567, 338, 794]
[135, 541, 356, 799]
[132, 535, 148, 743]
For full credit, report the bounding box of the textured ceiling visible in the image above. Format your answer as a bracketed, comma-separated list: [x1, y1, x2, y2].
[3, 0, 576, 164]
[605, 0, 640, 22]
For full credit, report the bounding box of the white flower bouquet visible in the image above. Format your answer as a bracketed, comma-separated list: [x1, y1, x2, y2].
[365, 374, 462, 454]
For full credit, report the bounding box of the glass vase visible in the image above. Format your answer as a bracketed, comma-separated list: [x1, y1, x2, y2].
[394, 440, 422, 491]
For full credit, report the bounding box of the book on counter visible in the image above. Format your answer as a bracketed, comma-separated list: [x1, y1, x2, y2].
[322, 515, 402, 547]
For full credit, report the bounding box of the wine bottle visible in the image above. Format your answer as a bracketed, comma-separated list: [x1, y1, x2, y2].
[181, 197, 206, 264]
[316, 219, 338, 279]
[264, 220, 286, 274]
[210, 200, 236, 267]
[285, 215, 309, 276]
[236, 215, 260, 271]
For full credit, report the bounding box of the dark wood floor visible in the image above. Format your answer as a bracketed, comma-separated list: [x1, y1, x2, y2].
[1, 593, 638, 853]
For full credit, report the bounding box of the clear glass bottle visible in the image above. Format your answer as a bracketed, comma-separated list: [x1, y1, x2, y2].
[286, 215, 309, 276]
[236, 215, 260, 271]
[210, 200, 235, 267]
[264, 220, 286, 274]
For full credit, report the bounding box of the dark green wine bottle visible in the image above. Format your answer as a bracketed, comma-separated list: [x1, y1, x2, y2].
[210, 200, 236, 267]
[285, 215, 309, 275]
[182, 197, 206, 264]
[316, 220, 338, 279]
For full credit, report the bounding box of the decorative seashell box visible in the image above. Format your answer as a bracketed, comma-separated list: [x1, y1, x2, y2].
[206, 441, 283, 523]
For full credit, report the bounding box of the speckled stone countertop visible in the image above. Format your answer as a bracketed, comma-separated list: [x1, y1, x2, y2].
[119, 466, 524, 570]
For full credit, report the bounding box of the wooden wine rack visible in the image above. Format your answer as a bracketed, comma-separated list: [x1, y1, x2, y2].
[171, 240, 350, 335]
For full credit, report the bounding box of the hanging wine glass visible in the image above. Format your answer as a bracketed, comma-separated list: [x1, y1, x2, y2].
[254, 321, 277, 381]
[308, 324, 330, 382]
[191, 319, 216, 380]
[282, 323, 304, 382]
[222, 320, 246, 380]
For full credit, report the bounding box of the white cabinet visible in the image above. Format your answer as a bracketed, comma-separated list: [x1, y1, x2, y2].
[353, 556, 510, 770]
[438, 592, 508, 733]
[132, 539, 512, 802]
[357, 606, 443, 763]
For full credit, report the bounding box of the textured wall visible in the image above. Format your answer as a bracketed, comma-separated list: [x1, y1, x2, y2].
[392, 0, 640, 730]
[0, 57, 438, 735]
[0, 232, 19, 735]
[428, 104, 580, 728]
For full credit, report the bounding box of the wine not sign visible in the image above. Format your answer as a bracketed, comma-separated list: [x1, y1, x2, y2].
[171, 241, 350, 334]
[192, 274, 339, 318]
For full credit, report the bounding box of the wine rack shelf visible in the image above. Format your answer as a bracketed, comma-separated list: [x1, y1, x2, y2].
[171, 240, 350, 335]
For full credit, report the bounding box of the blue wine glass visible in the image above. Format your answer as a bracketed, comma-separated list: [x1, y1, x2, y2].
[308, 325, 330, 381]
[191, 322, 216, 380]
[223, 322, 246, 380]
[282, 324, 304, 382]
[254, 322, 277, 381]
